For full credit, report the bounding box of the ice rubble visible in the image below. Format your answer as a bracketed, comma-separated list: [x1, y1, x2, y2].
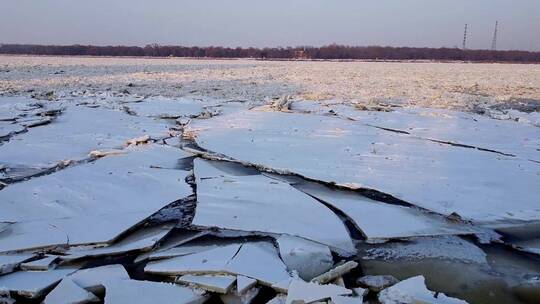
[187, 109, 540, 225]
[123, 96, 207, 118]
[0, 144, 193, 252]
[192, 159, 355, 254]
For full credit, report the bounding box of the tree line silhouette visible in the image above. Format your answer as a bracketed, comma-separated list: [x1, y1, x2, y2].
[1, 43, 539, 63]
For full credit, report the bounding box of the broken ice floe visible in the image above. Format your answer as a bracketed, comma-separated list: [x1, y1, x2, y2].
[0, 144, 192, 252]
[68, 264, 129, 296]
[43, 277, 99, 304]
[0, 104, 172, 179]
[285, 279, 352, 304]
[177, 274, 236, 293]
[294, 182, 478, 242]
[146, 241, 292, 287]
[0, 268, 75, 298]
[103, 279, 209, 304]
[20, 255, 59, 271]
[0, 254, 35, 275]
[191, 159, 355, 254]
[276, 235, 334, 281]
[378, 275, 468, 304]
[187, 110, 540, 225]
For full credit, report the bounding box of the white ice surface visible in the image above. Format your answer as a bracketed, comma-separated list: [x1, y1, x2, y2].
[43, 277, 99, 304]
[0, 268, 75, 298]
[330, 105, 540, 162]
[188, 110, 540, 225]
[0, 105, 171, 170]
[276, 235, 333, 281]
[0, 144, 192, 252]
[103, 279, 208, 304]
[285, 279, 352, 304]
[295, 183, 476, 241]
[177, 274, 236, 293]
[192, 159, 355, 254]
[69, 264, 129, 294]
[64, 224, 172, 261]
[378, 275, 468, 304]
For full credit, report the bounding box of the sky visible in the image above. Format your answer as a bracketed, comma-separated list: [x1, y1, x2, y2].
[1, 0, 539, 51]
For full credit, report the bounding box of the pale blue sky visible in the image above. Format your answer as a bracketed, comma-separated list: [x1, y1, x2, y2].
[1, 0, 539, 50]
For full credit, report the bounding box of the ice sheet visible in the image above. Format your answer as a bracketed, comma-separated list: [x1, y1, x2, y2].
[192, 159, 355, 254]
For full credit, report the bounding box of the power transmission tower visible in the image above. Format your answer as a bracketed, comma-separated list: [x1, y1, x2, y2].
[491, 21, 498, 51]
[462, 24, 468, 50]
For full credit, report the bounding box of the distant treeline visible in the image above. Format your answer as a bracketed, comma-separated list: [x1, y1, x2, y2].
[1, 43, 540, 63]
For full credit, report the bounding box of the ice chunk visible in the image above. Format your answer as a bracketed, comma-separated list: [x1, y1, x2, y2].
[188, 110, 540, 225]
[0, 268, 75, 298]
[63, 224, 173, 261]
[295, 182, 477, 241]
[0, 254, 35, 274]
[103, 279, 208, 304]
[192, 159, 355, 254]
[221, 286, 260, 304]
[69, 264, 129, 295]
[44, 278, 99, 304]
[145, 243, 241, 275]
[20, 255, 59, 271]
[177, 274, 236, 293]
[236, 275, 257, 294]
[0, 145, 192, 252]
[330, 295, 360, 304]
[357, 275, 399, 292]
[225, 242, 292, 286]
[378, 275, 468, 304]
[285, 279, 352, 304]
[277, 235, 334, 281]
[311, 261, 358, 284]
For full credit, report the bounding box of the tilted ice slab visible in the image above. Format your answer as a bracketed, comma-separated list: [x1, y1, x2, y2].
[192, 159, 355, 254]
[0, 268, 75, 298]
[188, 110, 540, 225]
[378, 275, 468, 304]
[295, 182, 477, 242]
[124, 96, 207, 118]
[0, 104, 171, 171]
[330, 105, 540, 162]
[0, 144, 192, 252]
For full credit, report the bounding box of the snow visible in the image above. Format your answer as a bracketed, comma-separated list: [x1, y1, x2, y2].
[188, 110, 540, 225]
[276, 235, 334, 281]
[192, 159, 355, 254]
[0, 144, 192, 252]
[378, 275, 468, 304]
